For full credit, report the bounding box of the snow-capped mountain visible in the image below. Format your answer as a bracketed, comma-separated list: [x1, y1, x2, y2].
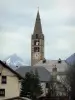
[4, 54, 25, 70]
[66, 53, 75, 66]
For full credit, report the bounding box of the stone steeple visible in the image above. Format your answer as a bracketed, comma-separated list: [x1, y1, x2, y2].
[33, 10, 42, 34]
[31, 10, 44, 66]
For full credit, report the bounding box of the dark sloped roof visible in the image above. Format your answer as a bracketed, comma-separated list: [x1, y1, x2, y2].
[16, 66, 51, 82]
[0, 60, 23, 79]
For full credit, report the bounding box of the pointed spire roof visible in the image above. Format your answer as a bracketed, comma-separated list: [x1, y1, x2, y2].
[33, 10, 42, 34]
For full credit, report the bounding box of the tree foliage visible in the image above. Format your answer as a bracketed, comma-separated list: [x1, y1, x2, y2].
[66, 64, 75, 100]
[46, 77, 56, 98]
[20, 70, 43, 100]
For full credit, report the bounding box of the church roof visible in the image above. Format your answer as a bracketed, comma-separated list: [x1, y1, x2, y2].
[34, 10, 42, 34]
[32, 10, 44, 39]
[34, 59, 69, 73]
[16, 66, 51, 82]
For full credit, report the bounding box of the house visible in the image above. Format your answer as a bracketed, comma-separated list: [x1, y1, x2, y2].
[0, 60, 23, 100]
[16, 66, 51, 96]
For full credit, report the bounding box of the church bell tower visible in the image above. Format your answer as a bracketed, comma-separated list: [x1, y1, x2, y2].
[31, 10, 44, 66]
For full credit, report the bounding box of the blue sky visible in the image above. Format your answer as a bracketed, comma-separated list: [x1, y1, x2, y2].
[0, 0, 75, 65]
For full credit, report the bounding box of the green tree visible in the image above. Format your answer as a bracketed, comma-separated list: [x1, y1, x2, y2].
[66, 64, 75, 100]
[20, 71, 42, 100]
[46, 80, 56, 98]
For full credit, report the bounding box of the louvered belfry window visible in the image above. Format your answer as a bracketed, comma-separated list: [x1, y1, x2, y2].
[34, 47, 40, 52]
[36, 34, 38, 39]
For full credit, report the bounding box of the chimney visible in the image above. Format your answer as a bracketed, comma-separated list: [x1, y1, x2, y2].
[58, 58, 62, 63]
[42, 58, 46, 63]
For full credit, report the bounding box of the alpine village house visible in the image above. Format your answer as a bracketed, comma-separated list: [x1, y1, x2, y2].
[0, 60, 23, 100]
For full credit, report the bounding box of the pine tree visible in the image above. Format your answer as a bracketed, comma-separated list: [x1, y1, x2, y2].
[20, 71, 43, 100]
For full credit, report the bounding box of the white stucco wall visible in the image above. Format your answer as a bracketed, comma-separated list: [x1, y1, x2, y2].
[0, 64, 21, 100]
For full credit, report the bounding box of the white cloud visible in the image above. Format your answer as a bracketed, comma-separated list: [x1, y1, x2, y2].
[0, 0, 75, 64]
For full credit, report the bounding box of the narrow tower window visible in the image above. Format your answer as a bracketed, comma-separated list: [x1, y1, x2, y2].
[34, 47, 40, 52]
[36, 34, 38, 39]
[34, 40, 39, 45]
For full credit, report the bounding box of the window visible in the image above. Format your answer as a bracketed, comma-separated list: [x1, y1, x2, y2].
[36, 34, 38, 39]
[34, 40, 36, 45]
[34, 47, 40, 52]
[46, 83, 49, 88]
[34, 40, 39, 45]
[0, 89, 5, 97]
[1, 76, 7, 84]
